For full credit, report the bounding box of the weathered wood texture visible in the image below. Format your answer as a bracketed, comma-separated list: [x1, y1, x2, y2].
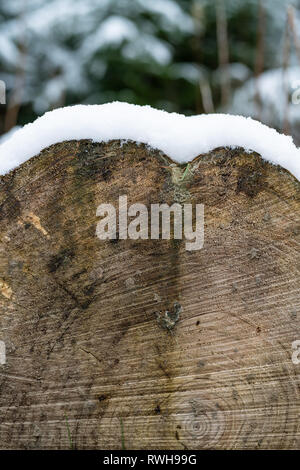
[0, 140, 299, 449]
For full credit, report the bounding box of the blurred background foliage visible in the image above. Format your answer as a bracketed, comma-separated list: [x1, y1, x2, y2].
[0, 0, 300, 143]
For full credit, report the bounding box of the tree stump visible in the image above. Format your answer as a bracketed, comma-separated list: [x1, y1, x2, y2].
[0, 139, 299, 449]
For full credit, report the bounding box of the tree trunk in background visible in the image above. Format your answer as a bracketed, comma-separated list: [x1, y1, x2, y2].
[216, 0, 230, 107]
[0, 140, 299, 449]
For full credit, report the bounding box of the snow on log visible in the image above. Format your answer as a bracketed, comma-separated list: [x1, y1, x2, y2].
[0, 110, 299, 449]
[0, 102, 300, 180]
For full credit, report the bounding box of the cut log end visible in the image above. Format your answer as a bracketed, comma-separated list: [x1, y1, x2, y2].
[0, 140, 299, 449]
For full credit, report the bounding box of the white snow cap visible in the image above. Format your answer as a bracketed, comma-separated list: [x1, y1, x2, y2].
[0, 101, 299, 180]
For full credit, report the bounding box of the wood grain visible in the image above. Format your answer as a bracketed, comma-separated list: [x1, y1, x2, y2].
[0, 140, 299, 449]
